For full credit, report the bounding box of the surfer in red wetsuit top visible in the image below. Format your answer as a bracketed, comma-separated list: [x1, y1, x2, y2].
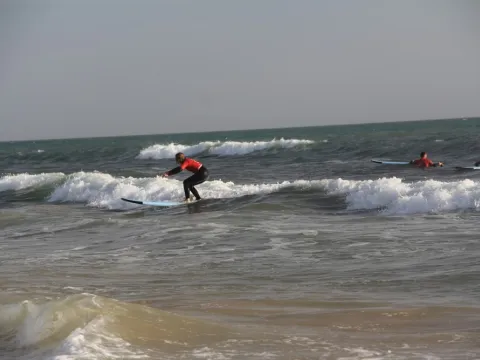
[409, 152, 443, 168]
[162, 152, 209, 202]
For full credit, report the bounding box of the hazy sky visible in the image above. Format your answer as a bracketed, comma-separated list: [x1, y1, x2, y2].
[1, 0, 479, 141]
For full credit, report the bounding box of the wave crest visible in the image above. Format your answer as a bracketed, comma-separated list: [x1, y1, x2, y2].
[0, 294, 229, 359]
[2, 172, 480, 215]
[0, 173, 65, 192]
[136, 138, 314, 159]
[321, 177, 480, 215]
[136, 141, 220, 160]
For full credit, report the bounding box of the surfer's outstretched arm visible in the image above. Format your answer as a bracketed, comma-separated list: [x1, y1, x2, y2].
[162, 167, 181, 177]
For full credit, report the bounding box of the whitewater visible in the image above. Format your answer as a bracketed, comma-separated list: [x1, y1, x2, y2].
[1, 119, 480, 359]
[3, 171, 480, 215]
[136, 137, 315, 159]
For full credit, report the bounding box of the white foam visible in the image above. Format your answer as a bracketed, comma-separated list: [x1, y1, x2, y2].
[46, 171, 308, 210]
[192, 347, 229, 360]
[136, 141, 220, 160]
[0, 172, 65, 192]
[5, 171, 480, 215]
[64, 286, 84, 291]
[338, 347, 383, 360]
[51, 318, 149, 360]
[209, 138, 314, 156]
[136, 138, 314, 159]
[319, 177, 480, 215]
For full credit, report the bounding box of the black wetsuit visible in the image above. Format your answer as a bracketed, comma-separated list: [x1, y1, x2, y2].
[183, 167, 209, 200]
[166, 158, 209, 200]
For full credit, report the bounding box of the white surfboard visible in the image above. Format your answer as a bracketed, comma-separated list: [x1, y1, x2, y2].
[121, 197, 185, 207]
[454, 166, 480, 171]
[371, 159, 411, 165]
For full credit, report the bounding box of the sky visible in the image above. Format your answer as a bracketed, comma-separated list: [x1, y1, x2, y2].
[0, 0, 479, 141]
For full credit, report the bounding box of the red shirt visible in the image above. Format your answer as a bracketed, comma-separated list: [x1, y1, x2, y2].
[413, 158, 434, 168]
[180, 158, 203, 172]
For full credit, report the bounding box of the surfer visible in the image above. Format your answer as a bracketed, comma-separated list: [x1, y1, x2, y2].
[162, 153, 209, 202]
[409, 152, 443, 168]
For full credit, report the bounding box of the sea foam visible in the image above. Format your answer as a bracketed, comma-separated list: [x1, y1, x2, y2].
[136, 138, 314, 159]
[0, 173, 65, 192]
[2, 172, 480, 215]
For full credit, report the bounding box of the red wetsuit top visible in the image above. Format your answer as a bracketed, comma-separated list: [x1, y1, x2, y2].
[180, 158, 203, 172]
[167, 158, 203, 175]
[412, 158, 434, 168]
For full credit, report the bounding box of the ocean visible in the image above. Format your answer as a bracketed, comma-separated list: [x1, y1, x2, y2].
[1, 118, 480, 359]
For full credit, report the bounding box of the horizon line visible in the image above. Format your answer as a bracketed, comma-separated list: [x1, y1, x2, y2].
[1, 115, 477, 143]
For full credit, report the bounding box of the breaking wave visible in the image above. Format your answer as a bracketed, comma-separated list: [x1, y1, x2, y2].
[136, 138, 315, 159]
[0, 173, 64, 192]
[0, 294, 229, 359]
[2, 172, 480, 215]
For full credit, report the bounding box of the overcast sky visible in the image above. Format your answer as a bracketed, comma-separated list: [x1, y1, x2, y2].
[1, 0, 479, 141]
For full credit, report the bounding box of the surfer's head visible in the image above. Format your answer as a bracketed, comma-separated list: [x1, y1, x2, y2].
[420, 152, 426, 158]
[175, 152, 186, 164]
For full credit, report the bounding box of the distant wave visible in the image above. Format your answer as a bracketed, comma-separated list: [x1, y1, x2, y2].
[136, 138, 315, 159]
[2, 172, 480, 215]
[136, 141, 221, 159]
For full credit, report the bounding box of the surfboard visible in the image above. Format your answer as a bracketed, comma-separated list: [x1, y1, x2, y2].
[454, 166, 480, 171]
[121, 197, 183, 207]
[371, 159, 411, 165]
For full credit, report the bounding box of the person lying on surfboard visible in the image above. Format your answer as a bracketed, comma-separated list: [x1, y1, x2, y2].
[409, 152, 443, 168]
[162, 152, 209, 202]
